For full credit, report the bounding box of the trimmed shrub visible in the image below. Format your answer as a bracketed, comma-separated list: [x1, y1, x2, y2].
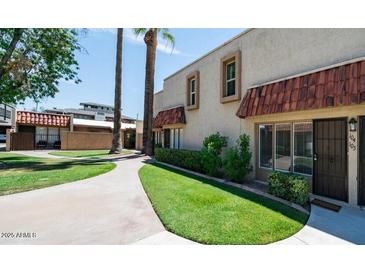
[267, 171, 309, 205]
[202, 132, 227, 155]
[290, 178, 309, 205]
[201, 148, 222, 177]
[267, 171, 291, 199]
[154, 148, 203, 173]
[201, 132, 227, 177]
[222, 134, 252, 182]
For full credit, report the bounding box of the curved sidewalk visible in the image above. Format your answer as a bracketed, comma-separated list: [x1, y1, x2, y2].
[0, 154, 194, 244]
[1, 151, 364, 245]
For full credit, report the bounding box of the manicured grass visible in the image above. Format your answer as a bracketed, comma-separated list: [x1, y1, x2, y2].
[139, 163, 309, 245]
[0, 152, 116, 196]
[49, 149, 133, 158]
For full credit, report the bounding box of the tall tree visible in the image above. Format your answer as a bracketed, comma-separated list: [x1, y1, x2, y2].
[110, 28, 124, 154]
[0, 28, 81, 105]
[133, 28, 175, 155]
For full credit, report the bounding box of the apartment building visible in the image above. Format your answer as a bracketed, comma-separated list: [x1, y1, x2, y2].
[153, 29, 365, 206]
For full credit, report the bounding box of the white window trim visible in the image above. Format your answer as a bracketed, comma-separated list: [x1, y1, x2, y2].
[190, 78, 196, 106]
[274, 123, 292, 173]
[166, 128, 183, 149]
[258, 121, 314, 176]
[225, 60, 236, 96]
[293, 122, 313, 176]
[258, 124, 274, 170]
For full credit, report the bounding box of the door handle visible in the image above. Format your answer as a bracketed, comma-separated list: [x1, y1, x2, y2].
[313, 153, 318, 161]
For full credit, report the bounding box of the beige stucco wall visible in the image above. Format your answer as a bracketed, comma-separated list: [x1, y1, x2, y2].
[61, 131, 113, 150]
[154, 28, 365, 205]
[154, 29, 365, 149]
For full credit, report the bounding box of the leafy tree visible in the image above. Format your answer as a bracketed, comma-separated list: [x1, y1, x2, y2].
[110, 28, 124, 154]
[0, 28, 81, 104]
[133, 28, 175, 156]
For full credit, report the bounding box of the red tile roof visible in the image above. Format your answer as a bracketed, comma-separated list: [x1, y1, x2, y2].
[237, 60, 365, 118]
[17, 111, 71, 127]
[153, 106, 186, 128]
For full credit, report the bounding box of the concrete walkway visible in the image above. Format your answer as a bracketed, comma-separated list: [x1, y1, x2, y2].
[12, 149, 66, 159]
[276, 204, 365, 245]
[1, 150, 365, 245]
[0, 153, 195, 244]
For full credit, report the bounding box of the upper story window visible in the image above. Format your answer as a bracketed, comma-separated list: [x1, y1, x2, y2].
[186, 71, 199, 110]
[220, 51, 241, 103]
[226, 61, 236, 96]
[190, 78, 196, 105]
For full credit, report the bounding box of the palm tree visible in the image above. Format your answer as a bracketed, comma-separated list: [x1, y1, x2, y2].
[133, 28, 175, 156]
[110, 28, 123, 154]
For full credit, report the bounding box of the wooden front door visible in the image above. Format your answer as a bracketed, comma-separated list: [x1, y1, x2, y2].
[359, 116, 365, 206]
[313, 118, 348, 202]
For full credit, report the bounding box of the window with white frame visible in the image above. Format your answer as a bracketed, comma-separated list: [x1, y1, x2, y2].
[190, 78, 196, 106]
[293, 122, 313, 175]
[258, 122, 313, 176]
[275, 124, 292, 172]
[259, 124, 273, 169]
[169, 128, 183, 149]
[186, 71, 199, 109]
[225, 61, 236, 96]
[154, 131, 161, 145]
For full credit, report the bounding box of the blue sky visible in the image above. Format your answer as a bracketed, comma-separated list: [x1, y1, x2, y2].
[20, 28, 244, 119]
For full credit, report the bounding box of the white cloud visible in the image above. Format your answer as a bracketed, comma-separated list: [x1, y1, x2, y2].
[90, 28, 195, 57]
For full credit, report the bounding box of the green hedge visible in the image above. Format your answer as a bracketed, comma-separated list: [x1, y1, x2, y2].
[267, 171, 309, 206]
[154, 148, 204, 173]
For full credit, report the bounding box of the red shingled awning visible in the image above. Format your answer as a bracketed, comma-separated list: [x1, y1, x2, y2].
[153, 106, 186, 128]
[17, 111, 71, 127]
[236, 60, 365, 118]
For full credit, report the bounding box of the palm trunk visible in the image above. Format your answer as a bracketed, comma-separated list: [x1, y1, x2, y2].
[142, 29, 157, 156]
[110, 28, 123, 154]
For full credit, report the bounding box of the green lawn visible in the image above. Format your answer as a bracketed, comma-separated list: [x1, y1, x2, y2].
[49, 149, 134, 158]
[0, 152, 116, 196]
[139, 163, 309, 245]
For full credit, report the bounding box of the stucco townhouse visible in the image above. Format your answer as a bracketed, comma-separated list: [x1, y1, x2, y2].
[152, 28, 365, 207]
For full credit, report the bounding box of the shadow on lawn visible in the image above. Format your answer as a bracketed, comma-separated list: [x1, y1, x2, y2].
[0, 154, 110, 172]
[145, 162, 309, 224]
[107, 153, 145, 162]
[0, 153, 145, 172]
